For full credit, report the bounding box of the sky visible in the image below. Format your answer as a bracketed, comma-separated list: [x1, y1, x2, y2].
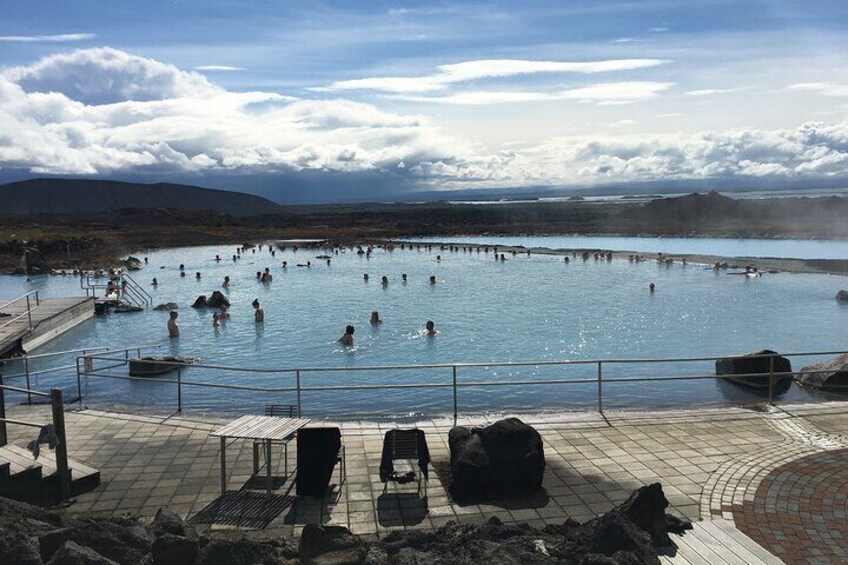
[2, 0, 848, 203]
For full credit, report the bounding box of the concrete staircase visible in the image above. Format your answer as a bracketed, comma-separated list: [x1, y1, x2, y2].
[0, 444, 100, 503]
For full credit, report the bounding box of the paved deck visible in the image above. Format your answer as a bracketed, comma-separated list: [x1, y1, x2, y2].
[4, 402, 848, 563]
[0, 296, 93, 355]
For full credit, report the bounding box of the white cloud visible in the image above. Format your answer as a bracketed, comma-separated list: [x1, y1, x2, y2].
[395, 82, 673, 105]
[686, 87, 748, 97]
[0, 33, 95, 42]
[317, 58, 669, 93]
[788, 82, 848, 97]
[2, 48, 848, 191]
[3, 47, 219, 105]
[195, 65, 246, 72]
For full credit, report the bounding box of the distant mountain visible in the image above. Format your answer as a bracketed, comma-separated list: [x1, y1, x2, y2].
[0, 179, 283, 216]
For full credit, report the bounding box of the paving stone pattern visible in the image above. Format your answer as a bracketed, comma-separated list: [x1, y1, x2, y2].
[4, 402, 848, 561]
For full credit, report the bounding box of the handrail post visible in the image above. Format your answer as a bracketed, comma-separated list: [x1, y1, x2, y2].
[24, 356, 32, 405]
[768, 355, 774, 404]
[177, 368, 182, 412]
[597, 361, 603, 414]
[76, 357, 83, 407]
[51, 388, 71, 502]
[296, 370, 302, 415]
[26, 294, 33, 329]
[0, 366, 7, 446]
[452, 366, 458, 423]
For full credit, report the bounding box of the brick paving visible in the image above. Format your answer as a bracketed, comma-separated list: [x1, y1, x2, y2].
[3, 401, 848, 559]
[734, 450, 848, 564]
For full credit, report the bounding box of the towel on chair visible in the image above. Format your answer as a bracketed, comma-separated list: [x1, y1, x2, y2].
[379, 429, 430, 483]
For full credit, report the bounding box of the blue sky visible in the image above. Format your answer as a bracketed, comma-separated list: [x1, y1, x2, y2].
[2, 1, 848, 202]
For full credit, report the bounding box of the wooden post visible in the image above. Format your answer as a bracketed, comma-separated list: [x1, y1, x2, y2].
[51, 388, 71, 501]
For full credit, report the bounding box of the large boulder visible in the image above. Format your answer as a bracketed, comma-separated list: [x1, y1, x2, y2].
[150, 508, 194, 539]
[153, 303, 179, 311]
[124, 257, 143, 271]
[715, 349, 792, 388]
[196, 539, 281, 565]
[0, 496, 65, 535]
[0, 531, 43, 565]
[191, 295, 208, 308]
[837, 289, 848, 303]
[46, 541, 118, 565]
[796, 354, 848, 392]
[151, 534, 198, 565]
[15, 248, 50, 276]
[449, 418, 545, 498]
[299, 524, 367, 565]
[39, 518, 153, 565]
[206, 291, 230, 309]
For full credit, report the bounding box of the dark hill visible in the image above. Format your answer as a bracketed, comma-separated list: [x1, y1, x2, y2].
[0, 179, 283, 216]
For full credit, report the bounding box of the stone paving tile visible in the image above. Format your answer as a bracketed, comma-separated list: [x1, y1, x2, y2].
[3, 402, 848, 552]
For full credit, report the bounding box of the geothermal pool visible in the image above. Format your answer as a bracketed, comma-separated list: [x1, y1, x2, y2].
[2, 237, 847, 419]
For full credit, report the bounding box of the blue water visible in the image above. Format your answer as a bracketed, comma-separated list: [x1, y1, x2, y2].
[2, 238, 847, 419]
[403, 236, 848, 260]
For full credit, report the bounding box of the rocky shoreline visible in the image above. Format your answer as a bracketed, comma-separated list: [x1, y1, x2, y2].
[2, 192, 848, 274]
[0, 482, 691, 564]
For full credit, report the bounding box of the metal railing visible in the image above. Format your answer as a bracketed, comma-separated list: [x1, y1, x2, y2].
[79, 273, 151, 309]
[0, 290, 41, 333]
[0, 378, 71, 501]
[71, 349, 848, 420]
[0, 344, 161, 405]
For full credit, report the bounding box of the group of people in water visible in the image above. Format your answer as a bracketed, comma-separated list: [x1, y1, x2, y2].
[338, 315, 437, 346]
[157, 240, 676, 341]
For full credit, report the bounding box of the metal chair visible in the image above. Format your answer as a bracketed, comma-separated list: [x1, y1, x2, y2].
[384, 429, 426, 496]
[252, 404, 299, 477]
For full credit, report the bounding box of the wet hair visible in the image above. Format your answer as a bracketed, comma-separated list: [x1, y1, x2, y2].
[169, 311, 178, 318]
[252, 299, 260, 308]
[346, 325, 355, 334]
[426, 320, 434, 328]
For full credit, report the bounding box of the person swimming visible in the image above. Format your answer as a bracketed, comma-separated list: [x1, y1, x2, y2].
[196, 272, 201, 280]
[179, 264, 185, 271]
[381, 276, 389, 286]
[180, 271, 186, 278]
[425, 320, 437, 336]
[215, 255, 221, 262]
[370, 311, 382, 325]
[167, 311, 179, 338]
[649, 283, 656, 293]
[364, 273, 369, 281]
[402, 273, 407, 282]
[429, 275, 436, 284]
[252, 299, 265, 323]
[151, 277, 158, 286]
[223, 276, 230, 287]
[339, 325, 355, 346]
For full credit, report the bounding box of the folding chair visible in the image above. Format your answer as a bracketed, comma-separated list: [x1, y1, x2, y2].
[383, 429, 427, 496]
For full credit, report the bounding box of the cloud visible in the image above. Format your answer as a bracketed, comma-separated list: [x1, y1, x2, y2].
[395, 82, 673, 105]
[686, 87, 748, 97]
[195, 65, 246, 72]
[2, 48, 848, 193]
[0, 33, 95, 42]
[787, 82, 848, 97]
[3, 47, 219, 105]
[316, 58, 669, 93]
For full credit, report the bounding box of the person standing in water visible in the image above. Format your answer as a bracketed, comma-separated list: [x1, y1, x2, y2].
[649, 283, 655, 293]
[212, 312, 220, 327]
[167, 311, 179, 338]
[425, 320, 438, 336]
[223, 276, 230, 287]
[252, 299, 265, 323]
[339, 325, 355, 346]
[370, 311, 382, 325]
[429, 275, 436, 285]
